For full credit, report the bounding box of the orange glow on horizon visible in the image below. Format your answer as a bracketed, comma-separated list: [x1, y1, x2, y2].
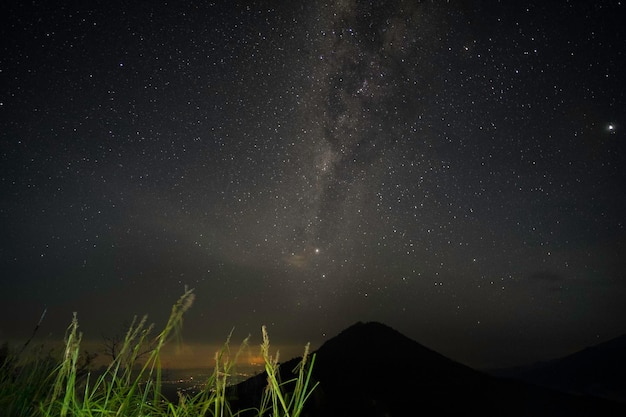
[23, 337, 308, 371]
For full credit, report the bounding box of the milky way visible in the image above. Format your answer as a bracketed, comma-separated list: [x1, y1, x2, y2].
[280, 1, 446, 273]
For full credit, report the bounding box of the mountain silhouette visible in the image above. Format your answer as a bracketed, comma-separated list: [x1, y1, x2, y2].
[229, 322, 626, 416]
[490, 333, 626, 403]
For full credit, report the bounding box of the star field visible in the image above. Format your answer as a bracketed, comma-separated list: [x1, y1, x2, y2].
[1, 0, 625, 368]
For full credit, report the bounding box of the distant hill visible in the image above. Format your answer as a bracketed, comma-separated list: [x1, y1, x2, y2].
[229, 321, 626, 416]
[489, 333, 626, 403]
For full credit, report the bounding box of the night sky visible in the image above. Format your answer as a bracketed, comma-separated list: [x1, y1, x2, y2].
[1, 0, 625, 369]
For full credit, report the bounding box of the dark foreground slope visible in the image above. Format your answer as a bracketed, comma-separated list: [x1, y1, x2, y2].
[490, 333, 626, 403]
[229, 322, 625, 417]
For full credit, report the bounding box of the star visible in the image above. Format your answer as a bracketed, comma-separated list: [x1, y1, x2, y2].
[607, 123, 617, 134]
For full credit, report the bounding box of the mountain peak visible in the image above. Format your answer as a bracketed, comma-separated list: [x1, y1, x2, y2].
[315, 321, 476, 377]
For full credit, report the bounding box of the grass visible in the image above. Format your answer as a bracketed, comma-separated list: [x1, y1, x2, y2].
[0, 289, 317, 417]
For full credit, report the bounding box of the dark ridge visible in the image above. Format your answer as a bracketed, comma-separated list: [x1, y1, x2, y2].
[490, 333, 626, 403]
[228, 322, 626, 416]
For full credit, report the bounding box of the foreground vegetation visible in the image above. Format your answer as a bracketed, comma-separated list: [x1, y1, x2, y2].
[0, 289, 317, 416]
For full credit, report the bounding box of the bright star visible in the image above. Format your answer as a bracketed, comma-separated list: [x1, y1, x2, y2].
[607, 123, 617, 133]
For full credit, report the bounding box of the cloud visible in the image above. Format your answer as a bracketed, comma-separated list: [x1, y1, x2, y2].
[528, 271, 564, 283]
[528, 271, 567, 293]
